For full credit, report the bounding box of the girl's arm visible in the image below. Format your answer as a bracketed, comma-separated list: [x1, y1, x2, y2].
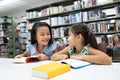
[50, 46, 69, 60]
[15, 50, 29, 58]
[71, 47, 112, 65]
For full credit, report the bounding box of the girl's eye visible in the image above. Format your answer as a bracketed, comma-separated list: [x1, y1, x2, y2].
[47, 33, 50, 35]
[40, 33, 44, 36]
[39, 33, 50, 36]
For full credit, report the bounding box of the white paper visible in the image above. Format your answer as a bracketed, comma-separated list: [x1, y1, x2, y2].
[60, 59, 92, 69]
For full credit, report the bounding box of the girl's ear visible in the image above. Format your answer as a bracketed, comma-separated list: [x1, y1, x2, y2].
[77, 34, 82, 39]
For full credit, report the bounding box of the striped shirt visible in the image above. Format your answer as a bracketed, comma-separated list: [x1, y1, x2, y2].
[26, 42, 57, 57]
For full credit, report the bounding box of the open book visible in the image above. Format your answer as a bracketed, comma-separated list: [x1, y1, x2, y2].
[60, 59, 92, 69]
[13, 56, 39, 64]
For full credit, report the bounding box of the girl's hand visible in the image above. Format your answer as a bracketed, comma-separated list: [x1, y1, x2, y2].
[37, 53, 49, 60]
[15, 54, 23, 59]
[50, 54, 69, 60]
[58, 54, 69, 60]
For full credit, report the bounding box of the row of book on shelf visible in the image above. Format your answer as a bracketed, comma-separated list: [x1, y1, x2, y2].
[52, 33, 120, 48]
[0, 45, 7, 52]
[27, 20, 117, 33]
[16, 22, 27, 32]
[24, 19, 120, 47]
[51, 21, 120, 37]
[0, 31, 9, 37]
[0, 17, 12, 23]
[0, 37, 8, 44]
[26, 0, 119, 19]
[0, 24, 11, 30]
[88, 20, 120, 33]
[27, 7, 120, 27]
[96, 34, 120, 47]
[15, 22, 28, 43]
[26, 0, 81, 19]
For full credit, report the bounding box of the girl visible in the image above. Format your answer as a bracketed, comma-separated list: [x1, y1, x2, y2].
[51, 23, 112, 65]
[15, 22, 57, 60]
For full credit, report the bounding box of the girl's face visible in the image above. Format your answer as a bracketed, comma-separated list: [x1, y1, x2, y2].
[68, 30, 77, 47]
[36, 26, 51, 46]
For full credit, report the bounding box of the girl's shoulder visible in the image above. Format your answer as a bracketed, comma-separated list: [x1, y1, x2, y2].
[26, 42, 36, 48]
[80, 45, 89, 55]
[69, 44, 89, 55]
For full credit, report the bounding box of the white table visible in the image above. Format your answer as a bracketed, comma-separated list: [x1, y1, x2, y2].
[0, 58, 120, 80]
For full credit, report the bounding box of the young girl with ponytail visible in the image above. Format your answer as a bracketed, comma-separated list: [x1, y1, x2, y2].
[51, 23, 112, 65]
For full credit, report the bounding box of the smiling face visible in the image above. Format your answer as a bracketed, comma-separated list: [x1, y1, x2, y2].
[36, 26, 51, 46]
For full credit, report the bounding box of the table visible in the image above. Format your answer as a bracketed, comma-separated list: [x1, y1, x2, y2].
[0, 58, 120, 80]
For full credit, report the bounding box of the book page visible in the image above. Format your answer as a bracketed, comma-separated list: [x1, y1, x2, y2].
[13, 55, 39, 64]
[60, 59, 92, 69]
[13, 57, 27, 64]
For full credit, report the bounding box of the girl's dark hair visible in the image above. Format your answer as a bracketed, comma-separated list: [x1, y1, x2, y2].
[70, 23, 98, 49]
[31, 22, 53, 46]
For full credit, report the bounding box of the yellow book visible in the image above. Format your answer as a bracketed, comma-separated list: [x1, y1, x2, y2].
[32, 61, 70, 79]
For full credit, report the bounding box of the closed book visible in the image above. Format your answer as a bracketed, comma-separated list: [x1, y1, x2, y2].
[32, 62, 70, 79]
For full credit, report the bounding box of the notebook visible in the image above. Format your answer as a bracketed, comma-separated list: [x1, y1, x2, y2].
[60, 59, 92, 69]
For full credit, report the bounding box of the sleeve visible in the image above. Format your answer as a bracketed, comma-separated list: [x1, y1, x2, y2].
[26, 42, 36, 56]
[51, 43, 58, 51]
[26, 42, 31, 53]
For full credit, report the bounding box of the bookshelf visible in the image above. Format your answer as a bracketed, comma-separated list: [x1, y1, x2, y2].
[26, 0, 120, 60]
[15, 21, 28, 56]
[0, 16, 15, 58]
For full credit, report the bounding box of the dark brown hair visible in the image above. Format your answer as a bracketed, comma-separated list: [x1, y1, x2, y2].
[70, 23, 98, 49]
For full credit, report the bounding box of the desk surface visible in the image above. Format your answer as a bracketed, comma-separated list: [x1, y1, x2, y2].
[0, 58, 120, 80]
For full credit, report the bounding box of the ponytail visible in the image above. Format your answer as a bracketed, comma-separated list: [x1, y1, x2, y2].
[71, 23, 98, 49]
[88, 31, 98, 49]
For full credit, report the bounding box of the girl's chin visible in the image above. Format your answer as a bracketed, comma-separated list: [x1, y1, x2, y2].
[42, 43, 49, 45]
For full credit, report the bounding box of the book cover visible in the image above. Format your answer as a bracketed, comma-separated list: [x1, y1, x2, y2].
[32, 62, 70, 79]
[60, 59, 92, 69]
[13, 56, 39, 64]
